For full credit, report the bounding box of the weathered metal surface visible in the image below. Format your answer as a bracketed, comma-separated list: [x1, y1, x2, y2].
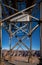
[0, 2, 2, 65]
[40, 2, 42, 64]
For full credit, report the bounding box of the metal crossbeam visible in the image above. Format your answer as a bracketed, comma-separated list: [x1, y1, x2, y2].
[2, 4, 18, 12]
[12, 35, 29, 50]
[16, 37, 29, 50]
[12, 42, 19, 50]
[12, 23, 28, 36]
[2, 4, 36, 22]
[16, 43, 24, 51]
[13, 23, 39, 37]
[20, 41, 29, 50]
[10, 14, 30, 21]
[28, 24, 39, 35]
[2, 25, 9, 34]
[10, 14, 39, 22]
[12, 42, 20, 50]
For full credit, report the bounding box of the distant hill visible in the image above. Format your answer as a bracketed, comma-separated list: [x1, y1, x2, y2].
[2, 49, 40, 57]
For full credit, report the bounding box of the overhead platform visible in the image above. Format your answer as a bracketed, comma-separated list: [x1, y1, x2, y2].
[10, 14, 30, 22]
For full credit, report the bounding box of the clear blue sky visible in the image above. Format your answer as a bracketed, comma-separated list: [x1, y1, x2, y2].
[2, 0, 41, 50]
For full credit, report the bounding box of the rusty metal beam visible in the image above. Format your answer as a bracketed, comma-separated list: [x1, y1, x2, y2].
[0, 2, 2, 64]
[12, 42, 19, 50]
[0, 21, 2, 65]
[21, 41, 29, 50]
[12, 23, 39, 37]
[40, 1, 42, 64]
[16, 37, 29, 50]
[28, 24, 39, 36]
[10, 14, 39, 22]
[2, 4, 36, 22]
[28, 21, 32, 63]
[16, 43, 24, 50]
[30, 22, 32, 51]
[11, 23, 39, 51]
[12, 23, 28, 36]
[2, 4, 18, 12]
[12, 37, 29, 50]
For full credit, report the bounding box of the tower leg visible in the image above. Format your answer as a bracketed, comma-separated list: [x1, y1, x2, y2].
[0, 2, 2, 65]
[39, 1, 42, 64]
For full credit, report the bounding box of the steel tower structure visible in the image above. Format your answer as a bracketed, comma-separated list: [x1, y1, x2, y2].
[0, 0, 42, 64]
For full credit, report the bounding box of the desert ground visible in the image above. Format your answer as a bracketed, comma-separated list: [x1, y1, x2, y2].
[1, 50, 40, 65]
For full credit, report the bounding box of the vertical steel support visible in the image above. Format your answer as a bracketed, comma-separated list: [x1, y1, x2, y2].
[30, 22, 32, 56]
[9, 37, 11, 51]
[9, 23, 12, 61]
[30, 36, 32, 56]
[9, 37, 12, 61]
[40, 1, 42, 64]
[28, 22, 32, 63]
[0, 1, 2, 64]
[9, 23, 12, 51]
[0, 22, 2, 64]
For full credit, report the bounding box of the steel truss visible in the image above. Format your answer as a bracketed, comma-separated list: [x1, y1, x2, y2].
[0, 0, 41, 64]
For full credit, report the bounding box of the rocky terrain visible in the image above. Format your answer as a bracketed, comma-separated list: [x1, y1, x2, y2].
[2, 49, 40, 64]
